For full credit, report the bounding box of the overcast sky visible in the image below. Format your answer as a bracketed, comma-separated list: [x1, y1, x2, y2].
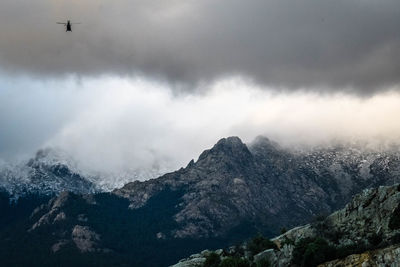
[1, 0, 400, 177]
[1, 0, 400, 92]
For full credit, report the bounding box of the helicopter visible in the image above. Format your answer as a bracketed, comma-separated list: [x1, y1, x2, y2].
[57, 20, 81, 32]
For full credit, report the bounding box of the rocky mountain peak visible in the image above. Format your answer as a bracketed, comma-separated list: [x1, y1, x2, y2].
[216, 136, 245, 147]
[196, 136, 253, 167]
[27, 147, 76, 170]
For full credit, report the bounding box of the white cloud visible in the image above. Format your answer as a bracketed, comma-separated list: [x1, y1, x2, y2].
[41, 76, 400, 176]
[2, 74, 400, 181]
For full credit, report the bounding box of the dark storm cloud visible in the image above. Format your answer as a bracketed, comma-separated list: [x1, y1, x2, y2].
[0, 0, 399, 93]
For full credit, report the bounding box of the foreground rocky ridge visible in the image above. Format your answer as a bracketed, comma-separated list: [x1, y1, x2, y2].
[172, 183, 400, 266]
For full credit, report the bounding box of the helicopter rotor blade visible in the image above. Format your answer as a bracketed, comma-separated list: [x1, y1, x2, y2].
[56, 22, 66, 25]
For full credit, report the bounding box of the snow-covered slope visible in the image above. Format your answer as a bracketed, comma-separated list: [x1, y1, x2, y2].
[0, 148, 98, 199]
[0, 147, 168, 199]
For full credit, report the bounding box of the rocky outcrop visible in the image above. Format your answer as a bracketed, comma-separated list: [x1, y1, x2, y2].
[51, 239, 69, 253]
[171, 249, 222, 267]
[28, 192, 111, 254]
[319, 245, 400, 267]
[324, 185, 400, 246]
[30, 191, 94, 231]
[71, 225, 101, 253]
[30, 191, 72, 231]
[172, 184, 400, 267]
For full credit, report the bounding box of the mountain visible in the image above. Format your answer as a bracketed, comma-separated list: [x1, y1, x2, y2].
[114, 136, 400, 238]
[173, 183, 400, 266]
[0, 148, 99, 199]
[1, 136, 400, 266]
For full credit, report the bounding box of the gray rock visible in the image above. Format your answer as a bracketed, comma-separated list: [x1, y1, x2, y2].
[71, 225, 100, 253]
[156, 232, 166, 239]
[254, 248, 274, 263]
[51, 239, 69, 253]
[320, 245, 400, 266]
[53, 212, 66, 223]
[29, 192, 77, 231]
[171, 255, 206, 267]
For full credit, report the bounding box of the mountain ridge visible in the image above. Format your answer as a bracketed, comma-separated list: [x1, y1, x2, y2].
[114, 136, 400, 238]
[1, 135, 400, 266]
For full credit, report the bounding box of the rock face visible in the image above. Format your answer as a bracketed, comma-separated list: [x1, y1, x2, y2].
[30, 191, 94, 231]
[319, 245, 400, 267]
[27, 191, 108, 254]
[71, 225, 101, 253]
[270, 184, 400, 266]
[172, 184, 400, 267]
[114, 136, 400, 238]
[325, 185, 400, 246]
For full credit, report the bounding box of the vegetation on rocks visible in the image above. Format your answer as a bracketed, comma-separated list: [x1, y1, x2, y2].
[247, 234, 278, 255]
[389, 204, 400, 230]
[204, 253, 252, 267]
[174, 184, 400, 267]
[291, 237, 337, 267]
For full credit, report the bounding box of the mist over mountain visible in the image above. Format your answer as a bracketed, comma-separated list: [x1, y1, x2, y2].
[0, 147, 168, 199]
[0, 148, 98, 199]
[0, 136, 400, 200]
[2, 135, 400, 200]
[2, 78, 400, 175]
[1, 135, 400, 266]
[115, 136, 400, 238]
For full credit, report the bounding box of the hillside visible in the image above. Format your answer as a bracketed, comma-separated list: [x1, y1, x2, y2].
[173, 183, 400, 266]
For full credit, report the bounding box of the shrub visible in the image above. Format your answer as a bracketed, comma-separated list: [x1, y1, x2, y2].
[390, 233, 400, 244]
[247, 235, 278, 255]
[389, 204, 400, 230]
[313, 214, 327, 222]
[335, 243, 366, 259]
[368, 232, 383, 247]
[280, 227, 287, 235]
[256, 257, 271, 267]
[291, 237, 336, 267]
[204, 252, 221, 267]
